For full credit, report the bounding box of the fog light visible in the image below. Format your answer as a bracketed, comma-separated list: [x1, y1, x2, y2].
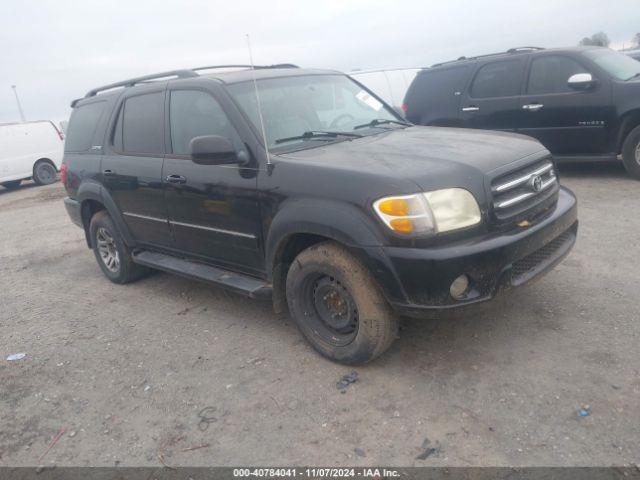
[450, 274, 470, 299]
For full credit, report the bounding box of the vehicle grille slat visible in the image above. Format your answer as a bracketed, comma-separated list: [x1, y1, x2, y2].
[491, 158, 559, 223]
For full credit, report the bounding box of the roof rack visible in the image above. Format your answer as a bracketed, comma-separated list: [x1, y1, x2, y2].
[430, 47, 544, 68]
[77, 63, 300, 104]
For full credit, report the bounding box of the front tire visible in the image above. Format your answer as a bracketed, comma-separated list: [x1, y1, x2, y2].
[286, 241, 399, 365]
[1, 180, 22, 190]
[622, 125, 640, 180]
[33, 160, 57, 185]
[89, 211, 148, 284]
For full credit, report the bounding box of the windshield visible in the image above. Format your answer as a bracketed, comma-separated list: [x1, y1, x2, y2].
[582, 48, 640, 81]
[226, 74, 401, 149]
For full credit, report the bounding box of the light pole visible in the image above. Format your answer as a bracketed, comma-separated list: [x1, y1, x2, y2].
[11, 85, 26, 123]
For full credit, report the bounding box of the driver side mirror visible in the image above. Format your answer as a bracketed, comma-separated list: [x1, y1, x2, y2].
[189, 135, 239, 165]
[567, 73, 596, 91]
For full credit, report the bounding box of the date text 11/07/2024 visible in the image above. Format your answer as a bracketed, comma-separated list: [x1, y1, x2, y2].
[233, 468, 400, 478]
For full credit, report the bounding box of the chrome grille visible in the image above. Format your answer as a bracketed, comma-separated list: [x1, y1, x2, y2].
[491, 159, 558, 222]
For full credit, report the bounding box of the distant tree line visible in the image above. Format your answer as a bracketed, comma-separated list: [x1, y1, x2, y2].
[577, 31, 640, 49]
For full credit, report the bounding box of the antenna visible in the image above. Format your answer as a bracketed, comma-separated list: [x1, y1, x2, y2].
[245, 34, 271, 166]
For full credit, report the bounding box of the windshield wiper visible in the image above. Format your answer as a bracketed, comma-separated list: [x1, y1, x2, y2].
[275, 130, 362, 145]
[353, 118, 412, 130]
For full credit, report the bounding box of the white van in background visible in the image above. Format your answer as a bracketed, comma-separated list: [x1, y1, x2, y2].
[0, 121, 64, 189]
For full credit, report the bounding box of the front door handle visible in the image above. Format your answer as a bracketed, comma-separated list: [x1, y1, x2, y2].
[165, 174, 187, 184]
[461, 106, 480, 112]
[522, 103, 544, 111]
[103, 169, 115, 176]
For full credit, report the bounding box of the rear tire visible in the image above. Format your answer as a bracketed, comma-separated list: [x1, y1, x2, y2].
[286, 241, 399, 365]
[1, 180, 22, 190]
[33, 160, 57, 185]
[89, 210, 148, 284]
[622, 125, 640, 180]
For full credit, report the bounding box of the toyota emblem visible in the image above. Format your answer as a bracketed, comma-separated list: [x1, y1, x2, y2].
[530, 175, 543, 192]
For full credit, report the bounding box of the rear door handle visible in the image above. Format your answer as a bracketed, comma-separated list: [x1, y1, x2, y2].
[165, 174, 187, 184]
[522, 103, 544, 111]
[103, 169, 115, 176]
[461, 106, 480, 112]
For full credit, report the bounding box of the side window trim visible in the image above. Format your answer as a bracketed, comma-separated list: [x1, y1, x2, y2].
[468, 58, 525, 99]
[165, 87, 243, 160]
[109, 88, 166, 157]
[524, 54, 594, 96]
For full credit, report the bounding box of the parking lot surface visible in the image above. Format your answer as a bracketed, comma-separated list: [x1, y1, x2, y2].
[1, 163, 639, 467]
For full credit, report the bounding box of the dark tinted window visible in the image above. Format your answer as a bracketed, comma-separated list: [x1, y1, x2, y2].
[64, 101, 106, 152]
[527, 56, 587, 94]
[404, 65, 470, 121]
[470, 59, 524, 98]
[120, 92, 164, 154]
[169, 90, 242, 155]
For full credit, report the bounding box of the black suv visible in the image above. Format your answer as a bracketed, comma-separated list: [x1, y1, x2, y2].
[62, 65, 577, 364]
[403, 46, 640, 179]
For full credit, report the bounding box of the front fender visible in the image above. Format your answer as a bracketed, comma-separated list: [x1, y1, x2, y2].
[265, 197, 385, 274]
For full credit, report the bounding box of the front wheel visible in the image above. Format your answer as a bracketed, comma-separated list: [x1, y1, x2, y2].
[89, 211, 148, 284]
[622, 125, 640, 180]
[286, 241, 399, 365]
[33, 160, 57, 185]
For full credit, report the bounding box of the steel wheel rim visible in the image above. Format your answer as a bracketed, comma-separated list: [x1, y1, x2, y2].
[37, 163, 55, 183]
[96, 227, 120, 273]
[301, 273, 358, 346]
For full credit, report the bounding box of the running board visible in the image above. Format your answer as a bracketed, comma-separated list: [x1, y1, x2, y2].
[132, 250, 272, 299]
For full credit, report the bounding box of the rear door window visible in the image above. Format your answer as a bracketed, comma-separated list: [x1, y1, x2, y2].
[118, 92, 164, 154]
[527, 55, 587, 94]
[65, 101, 106, 152]
[470, 59, 524, 98]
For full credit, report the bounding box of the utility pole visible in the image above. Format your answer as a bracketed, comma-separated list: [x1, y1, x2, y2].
[11, 85, 26, 123]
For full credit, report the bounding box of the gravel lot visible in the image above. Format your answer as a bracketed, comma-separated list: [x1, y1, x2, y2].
[1, 163, 638, 467]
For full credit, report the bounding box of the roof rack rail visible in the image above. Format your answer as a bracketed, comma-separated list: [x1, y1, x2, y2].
[75, 63, 300, 106]
[84, 69, 198, 98]
[192, 63, 299, 72]
[430, 46, 545, 68]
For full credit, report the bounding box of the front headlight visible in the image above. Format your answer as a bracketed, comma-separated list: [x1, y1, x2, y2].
[373, 188, 481, 236]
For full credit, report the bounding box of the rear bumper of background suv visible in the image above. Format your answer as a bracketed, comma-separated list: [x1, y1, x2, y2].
[362, 186, 578, 319]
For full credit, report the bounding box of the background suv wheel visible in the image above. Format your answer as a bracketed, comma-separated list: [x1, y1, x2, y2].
[89, 211, 148, 284]
[622, 125, 640, 180]
[32, 159, 57, 185]
[286, 241, 399, 364]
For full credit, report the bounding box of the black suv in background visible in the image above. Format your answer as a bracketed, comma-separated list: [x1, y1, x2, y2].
[403, 47, 640, 179]
[62, 65, 577, 364]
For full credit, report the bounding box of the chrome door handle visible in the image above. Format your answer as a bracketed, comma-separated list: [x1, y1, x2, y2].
[461, 106, 480, 112]
[522, 103, 544, 111]
[102, 169, 115, 176]
[165, 174, 187, 184]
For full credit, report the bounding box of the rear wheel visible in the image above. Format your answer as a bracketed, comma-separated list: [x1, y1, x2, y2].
[33, 160, 57, 185]
[89, 210, 148, 284]
[286, 241, 398, 364]
[622, 125, 640, 180]
[1, 180, 22, 190]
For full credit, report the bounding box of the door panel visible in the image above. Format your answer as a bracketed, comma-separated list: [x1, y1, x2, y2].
[518, 54, 613, 154]
[459, 58, 525, 131]
[101, 90, 173, 246]
[163, 89, 262, 273]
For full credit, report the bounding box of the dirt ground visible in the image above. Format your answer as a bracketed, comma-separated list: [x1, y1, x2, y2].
[1, 163, 638, 467]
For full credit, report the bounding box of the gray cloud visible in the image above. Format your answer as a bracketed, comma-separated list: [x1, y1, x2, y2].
[1, 0, 637, 123]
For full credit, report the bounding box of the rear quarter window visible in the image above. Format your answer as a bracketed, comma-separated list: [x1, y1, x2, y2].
[404, 65, 470, 122]
[64, 101, 106, 152]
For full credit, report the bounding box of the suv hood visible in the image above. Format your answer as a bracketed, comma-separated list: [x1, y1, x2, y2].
[277, 126, 548, 191]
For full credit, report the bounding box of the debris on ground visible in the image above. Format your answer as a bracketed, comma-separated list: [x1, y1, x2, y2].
[415, 437, 440, 460]
[197, 407, 218, 431]
[39, 428, 66, 462]
[578, 406, 590, 417]
[6, 353, 26, 361]
[180, 443, 211, 453]
[336, 371, 358, 393]
[354, 447, 366, 457]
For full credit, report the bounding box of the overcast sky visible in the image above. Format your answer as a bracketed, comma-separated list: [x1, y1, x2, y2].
[1, 0, 638, 124]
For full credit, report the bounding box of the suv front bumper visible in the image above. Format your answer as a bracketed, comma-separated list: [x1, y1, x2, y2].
[361, 186, 578, 318]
